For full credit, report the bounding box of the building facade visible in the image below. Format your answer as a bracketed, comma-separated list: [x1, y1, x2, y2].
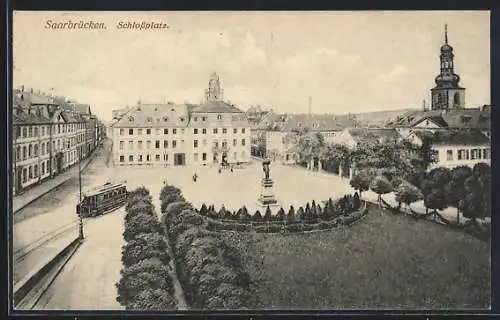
[111, 73, 251, 167]
[12, 87, 98, 195]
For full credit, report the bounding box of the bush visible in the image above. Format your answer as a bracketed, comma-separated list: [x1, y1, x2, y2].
[123, 212, 162, 242]
[276, 207, 286, 221]
[199, 203, 208, 215]
[287, 206, 296, 221]
[370, 175, 393, 205]
[121, 232, 169, 267]
[116, 257, 175, 310]
[159, 185, 185, 213]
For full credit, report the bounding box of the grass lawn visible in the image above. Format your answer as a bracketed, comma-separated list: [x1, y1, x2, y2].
[234, 204, 490, 309]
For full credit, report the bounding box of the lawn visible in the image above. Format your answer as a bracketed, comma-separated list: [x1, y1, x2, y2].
[233, 204, 490, 309]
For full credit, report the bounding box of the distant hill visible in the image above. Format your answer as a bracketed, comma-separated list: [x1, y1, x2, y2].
[345, 108, 420, 127]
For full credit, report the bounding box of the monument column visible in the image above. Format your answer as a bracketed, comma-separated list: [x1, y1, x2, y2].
[258, 159, 278, 208]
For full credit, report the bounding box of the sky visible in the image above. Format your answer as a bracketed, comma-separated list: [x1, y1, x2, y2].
[13, 11, 490, 122]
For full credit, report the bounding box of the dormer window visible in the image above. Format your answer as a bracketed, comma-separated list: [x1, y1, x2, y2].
[179, 117, 185, 122]
[217, 114, 222, 120]
[202, 116, 207, 121]
[193, 117, 198, 122]
[147, 117, 152, 123]
[154, 107, 158, 112]
[128, 116, 134, 122]
[171, 108, 175, 112]
[163, 116, 169, 122]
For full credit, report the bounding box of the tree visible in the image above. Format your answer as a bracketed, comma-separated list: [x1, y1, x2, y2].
[369, 175, 393, 207]
[297, 206, 305, 221]
[350, 170, 372, 198]
[253, 210, 262, 221]
[200, 203, 208, 215]
[460, 164, 491, 224]
[421, 167, 451, 216]
[264, 206, 272, 221]
[287, 206, 296, 221]
[159, 185, 185, 213]
[276, 207, 286, 221]
[394, 182, 423, 212]
[288, 131, 326, 169]
[445, 166, 473, 223]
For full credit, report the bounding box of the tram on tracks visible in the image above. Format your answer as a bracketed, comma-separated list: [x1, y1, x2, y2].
[76, 181, 128, 217]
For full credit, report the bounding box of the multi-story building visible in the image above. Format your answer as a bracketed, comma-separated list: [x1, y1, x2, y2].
[405, 129, 491, 170]
[12, 87, 94, 195]
[111, 73, 251, 167]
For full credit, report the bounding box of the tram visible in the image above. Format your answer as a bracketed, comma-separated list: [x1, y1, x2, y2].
[76, 181, 128, 217]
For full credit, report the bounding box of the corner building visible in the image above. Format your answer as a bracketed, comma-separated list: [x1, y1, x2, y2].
[112, 73, 251, 167]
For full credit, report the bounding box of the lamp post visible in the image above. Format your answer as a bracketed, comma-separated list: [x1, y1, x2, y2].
[78, 147, 84, 240]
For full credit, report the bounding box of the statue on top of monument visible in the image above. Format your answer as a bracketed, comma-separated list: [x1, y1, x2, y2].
[262, 159, 271, 180]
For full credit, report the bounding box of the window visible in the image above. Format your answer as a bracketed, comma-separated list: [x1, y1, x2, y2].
[129, 141, 134, 150]
[34, 165, 38, 177]
[29, 166, 33, 179]
[202, 116, 207, 121]
[222, 141, 227, 148]
[194, 128, 198, 134]
[155, 140, 160, 149]
[483, 148, 490, 159]
[471, 149, 478, 160]
[156, 154, 160, 161]
[147, 141, 151, 149]
[129, 129, 133, 135]
[242, 128, 246, 134]
[34, 127, 38, 137]
[139, 155, 143, 162]
[466, 150, 470, 160]
[217, 114, 222, 120]
[194, 117, 198, 122]
[164, 128, 168, 134]
[16, 147, 21, 161]
[172, 140, 177, 148]
[147, 155, 151, 161]
[457, 149, 465, 160]
[155, 128, 160, 135]
[119, 141, 124, 150]
[147, 129, 151, 135]
[194, 140, 198, 148]
[41, 162, 45, 174]
[164, 154, 168, 161]
[223, 128, 227, 134]
[214, 141, 219, 148]
[29, 127, 33, 137]
[213, 128, 218, 134]
[138, 141, 143, 149]
[202, 153, 207, 161]
[173, 129, 177, 135]
[22, 127, 27, 138]
[28, 144, 32, 157]
[164, 140, 168, 148]
[129, 155, 134, 162]
[120, 156, 124, 163]
[233, 139, 237, 146]
[194, 153, 198, 162]
[138, 129, 142, 135]
[233, 128, 237, 134]
[446, 150, 453, 161]
[241, 139, 246, 146]
[202, 128, 206, 134]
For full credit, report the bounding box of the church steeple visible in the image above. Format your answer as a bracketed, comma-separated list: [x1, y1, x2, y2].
[205, 72, 224, 102]
[444, 23, 448, 45]
[430, 24, 466, 110]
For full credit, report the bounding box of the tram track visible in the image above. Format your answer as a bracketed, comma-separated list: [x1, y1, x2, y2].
[14, 219, 82, 264]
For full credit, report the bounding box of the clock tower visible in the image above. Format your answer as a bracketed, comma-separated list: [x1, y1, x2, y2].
[430, 24, 466, 110]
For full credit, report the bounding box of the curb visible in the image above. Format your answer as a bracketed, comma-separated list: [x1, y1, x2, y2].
[14, 236, 82, 309]
[13, 151, 98, 215]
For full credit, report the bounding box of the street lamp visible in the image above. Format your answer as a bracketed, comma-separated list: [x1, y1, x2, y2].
[78, 147, 84, 240]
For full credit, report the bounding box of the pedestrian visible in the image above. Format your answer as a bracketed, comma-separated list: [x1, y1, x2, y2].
[230, 166, 233, 172]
